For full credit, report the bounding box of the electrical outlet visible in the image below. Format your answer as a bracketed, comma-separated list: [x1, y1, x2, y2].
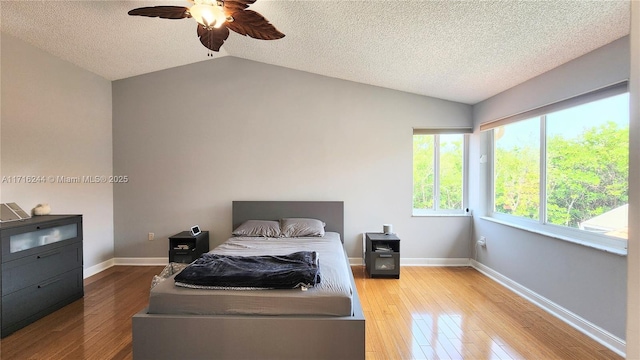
[148, 232, 154, 241]
[478, 236, 486, 247]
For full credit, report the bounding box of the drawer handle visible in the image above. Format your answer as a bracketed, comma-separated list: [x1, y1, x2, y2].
[379, 254, 393, 258]
[38, 278, 62, 288]
[37, 250, 61, 259]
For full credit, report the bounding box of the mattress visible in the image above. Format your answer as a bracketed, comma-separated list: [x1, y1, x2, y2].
[147, 232, 353, 316]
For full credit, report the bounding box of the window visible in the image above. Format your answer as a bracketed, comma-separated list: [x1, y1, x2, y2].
[413, 130, 468, 215]
[488, 88, 629, 251]
[494, 118, 540, 220]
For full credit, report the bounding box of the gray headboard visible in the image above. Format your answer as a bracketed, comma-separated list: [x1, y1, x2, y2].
[232, 201, 344, 242]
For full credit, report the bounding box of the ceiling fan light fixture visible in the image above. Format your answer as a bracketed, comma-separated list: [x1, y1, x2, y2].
[128, 0, 284, 53]
[189, 3, 226, 29]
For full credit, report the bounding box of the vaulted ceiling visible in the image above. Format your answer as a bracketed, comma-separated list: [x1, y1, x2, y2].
[1, 0, 630, 104]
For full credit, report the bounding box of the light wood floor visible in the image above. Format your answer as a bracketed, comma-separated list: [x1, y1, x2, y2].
[353, 266, 622, 360]
[0, 266, 623, 360]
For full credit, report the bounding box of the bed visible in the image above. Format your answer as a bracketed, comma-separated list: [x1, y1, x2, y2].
[132, 201, 365, 360]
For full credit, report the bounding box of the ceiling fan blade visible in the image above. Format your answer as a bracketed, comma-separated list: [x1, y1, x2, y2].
[226, 10, 285, 40]
[197, 24, 230, 52]
[223, 0, 256, 13]
[128, 6, 191, 19]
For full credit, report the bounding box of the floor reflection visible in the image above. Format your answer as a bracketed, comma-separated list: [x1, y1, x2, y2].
[356, 266, 617, 360]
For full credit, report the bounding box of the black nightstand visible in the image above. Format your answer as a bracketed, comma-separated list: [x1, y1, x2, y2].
[365, 233, 400, 278]
[168, 231, 209, 263]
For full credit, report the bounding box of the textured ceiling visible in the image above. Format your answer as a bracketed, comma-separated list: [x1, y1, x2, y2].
[0, 0, 630, 104]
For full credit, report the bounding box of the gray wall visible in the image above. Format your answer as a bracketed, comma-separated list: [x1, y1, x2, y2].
[470, 36, 630, 340]
[474, 36, 630, 125]
[626, 2, 640, 357]
[112, 57, 473, 261]
[1, 33, 114, 271]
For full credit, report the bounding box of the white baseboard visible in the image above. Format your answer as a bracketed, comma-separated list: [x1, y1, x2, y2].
[113, 257, 168, 266]
[84, 257, 168, 278]
[83, 259, 115, 279]
[470, 259, 626, 357]
[349, 257, 470, 266]
[401, 258, 470, 266]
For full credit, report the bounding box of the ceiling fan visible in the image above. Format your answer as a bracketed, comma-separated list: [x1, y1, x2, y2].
[128, 0, 284, 55]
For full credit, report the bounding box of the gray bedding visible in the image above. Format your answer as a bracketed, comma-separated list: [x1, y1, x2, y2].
[147, 232, 353, 316]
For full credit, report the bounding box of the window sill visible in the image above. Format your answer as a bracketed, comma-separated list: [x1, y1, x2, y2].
[479, 216, 627, 256]
[412, 213, 471, 218]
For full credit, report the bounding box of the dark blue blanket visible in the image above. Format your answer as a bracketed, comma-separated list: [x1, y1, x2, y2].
[174, 251, 321, 289]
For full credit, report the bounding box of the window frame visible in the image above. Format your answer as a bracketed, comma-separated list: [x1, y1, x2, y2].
[412, 131, 470, 216]
[486, 87, 629, 254]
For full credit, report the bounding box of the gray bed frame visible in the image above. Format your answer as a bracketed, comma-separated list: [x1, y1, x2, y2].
[132, 201, 365, 360]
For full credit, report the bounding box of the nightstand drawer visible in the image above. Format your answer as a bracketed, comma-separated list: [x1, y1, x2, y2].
[369, 253, 400, 277]
[169, 249, 197, 263]
[373, 253, 399, 271]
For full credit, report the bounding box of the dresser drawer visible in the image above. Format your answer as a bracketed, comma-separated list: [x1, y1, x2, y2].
[1, 267, 83, 328]
[2, 241, 82, 295]
[1, 216, 82, 263]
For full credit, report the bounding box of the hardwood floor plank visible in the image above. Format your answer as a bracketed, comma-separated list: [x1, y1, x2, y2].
[0, 265, 623, 360]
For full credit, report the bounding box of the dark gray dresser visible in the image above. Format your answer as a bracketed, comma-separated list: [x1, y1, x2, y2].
[0, 215, 83, 337]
